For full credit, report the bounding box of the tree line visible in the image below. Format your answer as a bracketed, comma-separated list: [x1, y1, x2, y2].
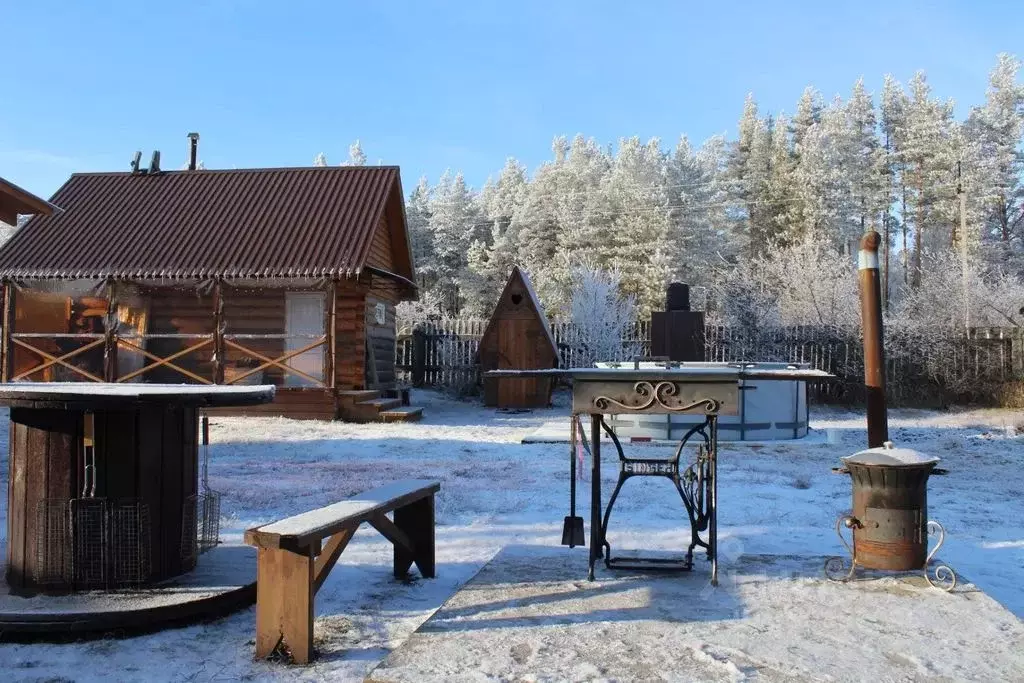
[383, 53, 1023, 328]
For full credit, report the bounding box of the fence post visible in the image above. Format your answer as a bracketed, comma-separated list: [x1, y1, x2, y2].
[412, 325, 426, 388]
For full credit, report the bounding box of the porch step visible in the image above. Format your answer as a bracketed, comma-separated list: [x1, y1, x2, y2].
[378, 407, 424, 423]
[356, 397, 403, 411]
[337, 390, 382, 403]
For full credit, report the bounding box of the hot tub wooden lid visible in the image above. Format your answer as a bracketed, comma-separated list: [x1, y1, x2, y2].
[0, 383, 275, 409]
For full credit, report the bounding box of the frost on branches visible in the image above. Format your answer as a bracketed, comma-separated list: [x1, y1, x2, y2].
[567, 263, 641, 366]
[709, 238, 859, 333]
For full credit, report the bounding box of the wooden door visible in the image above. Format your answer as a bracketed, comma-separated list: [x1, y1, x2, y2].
[497, 318, 536, 408]
[284, 292, 325, 387]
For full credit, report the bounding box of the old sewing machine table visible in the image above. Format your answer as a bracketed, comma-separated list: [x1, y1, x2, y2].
[488, 363, 832, 585]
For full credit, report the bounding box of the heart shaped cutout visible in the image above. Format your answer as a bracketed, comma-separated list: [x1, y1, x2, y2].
[511, 293, 523, 305]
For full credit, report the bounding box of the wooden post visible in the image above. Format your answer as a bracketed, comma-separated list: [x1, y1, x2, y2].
[411, 326, 426, 388]
[103, 280, 118, 382]
[255, 546, 314, 664]
[1, 281, 11, 382]
[212, 279, 224, 384]
[326, 279, 337, 389]
[393, 494, 435, 579]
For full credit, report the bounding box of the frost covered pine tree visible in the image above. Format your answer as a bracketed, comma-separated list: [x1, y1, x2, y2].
[764, 114, 801, 244]
[792, 86, 824, 153]
[344, 140, 367, 166]
[844, 78, 886, 238]
[465, 158, 529, 315]
[313, 152, 328, 167]
[598, 136, 671, 313]
[664, 135, 733, 290]
[728, 95, 775, 255]
[966, 54, 1024, 262]
[903, 72, 959, 286]
[880, 74, 910, 297]
[428, 170, 479, 313]
[511, 136, 612, 310]
[405, 176, 436, 291]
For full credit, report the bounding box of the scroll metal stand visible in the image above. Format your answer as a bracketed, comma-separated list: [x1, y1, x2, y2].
[586, 413, 718, 586]
[824, 516, 957, 591]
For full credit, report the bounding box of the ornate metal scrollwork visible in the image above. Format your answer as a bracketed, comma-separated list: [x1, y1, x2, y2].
[593, 381, 721, 413]
[923, 520, 957, 591]
[825, 515, 859, 582]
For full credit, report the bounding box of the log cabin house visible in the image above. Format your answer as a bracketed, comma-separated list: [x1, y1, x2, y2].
[0, 161, 421, 422]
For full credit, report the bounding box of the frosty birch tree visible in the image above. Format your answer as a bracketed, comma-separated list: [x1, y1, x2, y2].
[568, 262, 641, 365]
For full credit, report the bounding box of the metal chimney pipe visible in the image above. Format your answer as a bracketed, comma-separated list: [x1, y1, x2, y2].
[858, 231, 888, 447]
[187, 132, 200, 171]
[665, 282, 691, 312]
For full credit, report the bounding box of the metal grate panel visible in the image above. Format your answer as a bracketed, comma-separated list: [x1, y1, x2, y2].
[110, 502, 152, 586]
[34, 500, 72, 585]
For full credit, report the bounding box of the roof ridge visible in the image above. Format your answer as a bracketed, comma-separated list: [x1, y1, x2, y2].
[69, 165, 401, 178]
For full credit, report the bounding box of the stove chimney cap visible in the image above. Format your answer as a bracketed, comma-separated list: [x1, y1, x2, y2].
[187, 132, 200, 171]
[665, 282, 690, 312]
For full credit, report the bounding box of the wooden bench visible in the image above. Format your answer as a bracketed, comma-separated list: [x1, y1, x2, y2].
[244, 479, 440, 664]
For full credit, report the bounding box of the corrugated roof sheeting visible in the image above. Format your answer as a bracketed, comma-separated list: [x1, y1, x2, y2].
[0, 166, 402, 280]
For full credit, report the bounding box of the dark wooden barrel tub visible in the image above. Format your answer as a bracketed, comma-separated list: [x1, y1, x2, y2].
[0, 384, 274, 594]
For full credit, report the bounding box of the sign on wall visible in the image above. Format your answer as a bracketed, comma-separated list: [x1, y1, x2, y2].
[375, 302, 387, 325]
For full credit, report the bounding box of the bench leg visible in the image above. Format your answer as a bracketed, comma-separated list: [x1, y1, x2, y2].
[255, 547, 315, 665]
[393, 494, 436, 579]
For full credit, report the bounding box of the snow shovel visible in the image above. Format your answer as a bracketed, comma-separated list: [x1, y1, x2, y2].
[561, 416, 586, 548]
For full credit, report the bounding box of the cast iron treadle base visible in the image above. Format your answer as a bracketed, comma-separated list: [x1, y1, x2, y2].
[594, 416, 716, 580]
[604, 554, 694, 572]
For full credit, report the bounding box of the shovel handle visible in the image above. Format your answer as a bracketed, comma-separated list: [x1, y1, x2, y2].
[569, 416, 577, 514]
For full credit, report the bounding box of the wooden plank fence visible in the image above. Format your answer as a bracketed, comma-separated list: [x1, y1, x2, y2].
[397, 319, 1024, 406]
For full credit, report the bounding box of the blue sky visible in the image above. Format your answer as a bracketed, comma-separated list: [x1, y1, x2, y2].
[2, 1, 1020, 199]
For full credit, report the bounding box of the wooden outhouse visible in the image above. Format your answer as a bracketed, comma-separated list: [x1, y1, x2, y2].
[478, 266, 559, 408]
[0, 162, 421, 422]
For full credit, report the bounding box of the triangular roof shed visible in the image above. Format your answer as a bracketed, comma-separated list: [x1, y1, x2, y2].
[479, 265, 558, 361]
[479, 266, 559, 408]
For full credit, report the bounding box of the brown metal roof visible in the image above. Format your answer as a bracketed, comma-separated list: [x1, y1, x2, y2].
[0, 176, 59, 224]
[0, 166, 415, 283]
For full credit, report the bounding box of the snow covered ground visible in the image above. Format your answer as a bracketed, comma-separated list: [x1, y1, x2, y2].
[0, 392, 1022, 681]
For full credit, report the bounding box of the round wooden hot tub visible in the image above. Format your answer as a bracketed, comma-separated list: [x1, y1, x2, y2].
[0, 383, 274, 594]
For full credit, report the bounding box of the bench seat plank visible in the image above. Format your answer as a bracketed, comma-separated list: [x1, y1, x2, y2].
[245, 479, 440, 551]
